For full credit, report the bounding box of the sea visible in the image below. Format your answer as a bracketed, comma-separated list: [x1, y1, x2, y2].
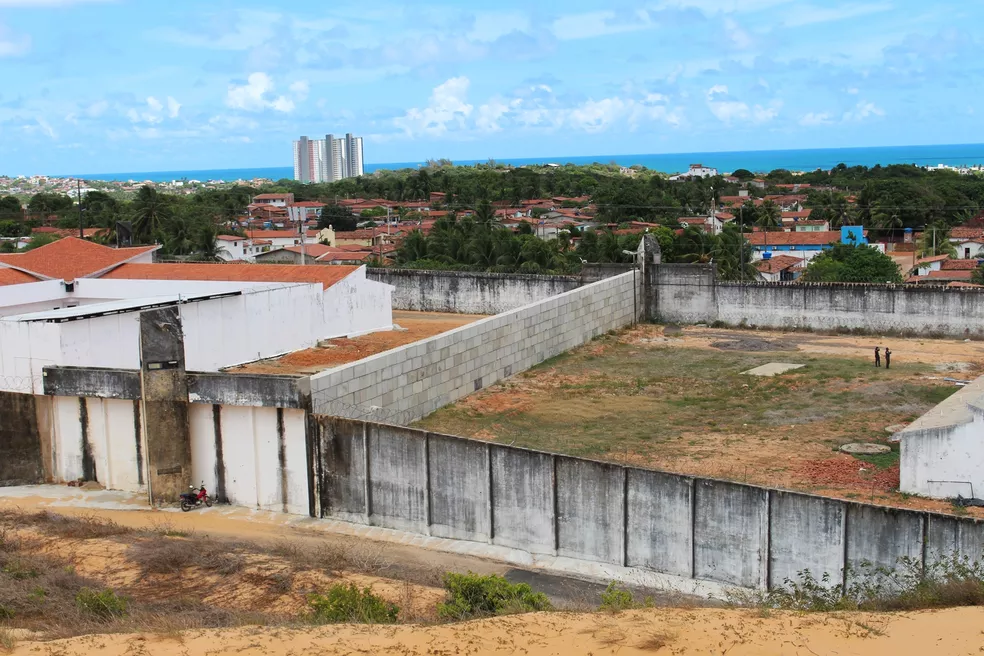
[65, 143, 984, 184]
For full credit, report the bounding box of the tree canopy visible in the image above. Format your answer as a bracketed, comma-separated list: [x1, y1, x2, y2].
[801, 243, 903, 283]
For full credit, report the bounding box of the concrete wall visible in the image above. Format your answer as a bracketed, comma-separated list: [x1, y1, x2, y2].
[650, 263, 984, 337]
[310, 417, 984, 592]
[367, 269, 582, 315]
[310, 272, 642, 423]
[0, 392, 44, 486]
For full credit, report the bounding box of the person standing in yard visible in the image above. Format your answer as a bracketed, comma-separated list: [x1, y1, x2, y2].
[874, 347, 881, 367]
[885, 348, 892, 369]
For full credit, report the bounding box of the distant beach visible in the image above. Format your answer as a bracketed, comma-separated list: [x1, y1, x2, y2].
[62, 143, 984, 183]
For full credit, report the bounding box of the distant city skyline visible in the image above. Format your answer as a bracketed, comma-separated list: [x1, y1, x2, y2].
[293, 133, 364, 183]
[2, 0, 980, 173]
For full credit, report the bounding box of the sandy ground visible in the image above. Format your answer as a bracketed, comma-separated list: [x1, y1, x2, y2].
[10, 607, 984, 655]
[230, 311, 484, 375]
[675, 325, 984, 366]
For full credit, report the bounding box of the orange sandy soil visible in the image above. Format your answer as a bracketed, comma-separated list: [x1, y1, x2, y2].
[419, 324, 984, 519]
[9, 607, 984, 655]
[230, 311, 485, 375]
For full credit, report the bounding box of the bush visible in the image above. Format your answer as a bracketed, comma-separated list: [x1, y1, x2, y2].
[739, 556, 984, 612]
[75, 588, 128, 619]
[437, 573, 551, 620]
[307, 584, 398, 624]
[599, 581, 635, 611]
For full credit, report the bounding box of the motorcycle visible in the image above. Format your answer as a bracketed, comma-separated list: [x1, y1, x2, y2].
[179, 482, 213, 512]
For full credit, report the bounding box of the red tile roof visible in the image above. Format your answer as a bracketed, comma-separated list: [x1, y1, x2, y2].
[217, 235, 244, 242]
[926, 270, 973, 281]
[0, 266, 40, 286]
[947, 281, 984, 288]
[748, 231, 843, 246]
[291, 201, 326, 208]
[335, 230, 378, 240]
[253, 193, 292, 200]
[755, 254, 804, 274]
[0, 237, 159, 282]
[102, 263, 359, 290]
[951, 227, 984, 240]
[942, 259, 980, 270]
[917, 254, 950, 265]
[782, 210, 813, 220]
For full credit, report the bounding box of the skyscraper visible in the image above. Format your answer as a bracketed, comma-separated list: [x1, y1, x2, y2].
[293, 134, 364, 183]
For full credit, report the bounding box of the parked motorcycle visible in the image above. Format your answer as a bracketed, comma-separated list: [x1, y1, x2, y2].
[179, 482, 212, 512]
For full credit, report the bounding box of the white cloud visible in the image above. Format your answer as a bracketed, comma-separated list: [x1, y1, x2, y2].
[843, 100, 885, 121]
[782, 3, 892, 28]
[146, 96, 163, 113]
[394, 77, 474, 137]
[226, 72, 294, 113]
[475, 97, 512, 133]
[705, 85, 779, 123]
[799, 112, 833, 126]
[551, 10, 654, 40]
[0, 24, 30, 57]
[166, 96, 181, 118]
[724, 18, 754, 49]
[289, 80, 310, 101]
[846, 87, 860, 95]
[153, 10, 281, 51]
[36, 117, 57, 140]
[86, 100, 109, 118]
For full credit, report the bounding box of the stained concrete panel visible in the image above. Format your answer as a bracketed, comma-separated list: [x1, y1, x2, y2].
[769, 491, 846, 588]
[555, 457, 625, 565]
[318, 417, 367, 522]
[626, 469, 693, 577]
[427, 433, 490, 541]
[846, 504, 924, 585]
[694, 479, 769, 588]
[491, 446, 555, 555]
[0, 391, 43, 486]
[925, 515, 984, 566]
[367, 424, 428, 533]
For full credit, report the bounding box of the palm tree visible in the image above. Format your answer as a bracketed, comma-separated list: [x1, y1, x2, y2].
[474, 199, 495, 227]
[917, 221, 957, 258]
[756, 200, 782, 231]
[713, 224, 757, 281]
[131, 185, 170, 243]
[677, 226, 716, 264]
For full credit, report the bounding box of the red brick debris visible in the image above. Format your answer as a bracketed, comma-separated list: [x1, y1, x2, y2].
[796, 455, 900, 491]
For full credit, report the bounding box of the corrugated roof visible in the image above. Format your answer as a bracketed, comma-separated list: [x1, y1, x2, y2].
[0, 237, 159, 282]
[102, 262, 359, 290]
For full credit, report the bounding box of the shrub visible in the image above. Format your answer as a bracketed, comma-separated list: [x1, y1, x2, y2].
[737, 556, 984, 612]
[437, 573, 551, 620]
[599, 581, 635, 611]
[307, 584, 398, 624]
[75, 588, 128, 619]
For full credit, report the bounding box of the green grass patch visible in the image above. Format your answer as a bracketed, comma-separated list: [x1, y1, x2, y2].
[307, 583, 399, 624]
[437, 573, 551, 620]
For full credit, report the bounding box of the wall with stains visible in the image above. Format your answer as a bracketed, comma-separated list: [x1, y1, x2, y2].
[309, 417, 984, 592]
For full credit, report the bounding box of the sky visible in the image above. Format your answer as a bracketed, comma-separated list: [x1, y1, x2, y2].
[0, 0, 981, 174]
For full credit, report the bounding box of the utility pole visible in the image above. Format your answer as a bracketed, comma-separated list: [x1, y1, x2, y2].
[77, 179, 84, 239]
[739, 204, 744, 282]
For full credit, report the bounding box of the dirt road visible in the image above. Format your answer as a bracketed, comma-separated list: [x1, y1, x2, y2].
[11, 606, 984, 655]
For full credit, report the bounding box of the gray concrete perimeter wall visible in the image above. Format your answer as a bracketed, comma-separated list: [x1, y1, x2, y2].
[310, 272, 642, 424]
[651, 263, 984, 337]
[367, 269, 582, 315]
[310, 417, 984, 592]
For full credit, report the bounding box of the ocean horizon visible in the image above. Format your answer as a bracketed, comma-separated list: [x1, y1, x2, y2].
[60, 143, 984, 184]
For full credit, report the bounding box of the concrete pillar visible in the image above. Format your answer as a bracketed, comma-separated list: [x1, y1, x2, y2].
[138, 306, 191, 504]
[638, 234, 661, 321]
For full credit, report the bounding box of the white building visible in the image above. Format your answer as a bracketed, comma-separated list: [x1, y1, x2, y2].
[293, 133, 365, 183]
[897, 376, 984, 501]
[687, 163, 718, 178]
[216, 230, 317, 262]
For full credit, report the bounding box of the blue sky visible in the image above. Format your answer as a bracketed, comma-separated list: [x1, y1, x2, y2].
[0, 0, 980, 174]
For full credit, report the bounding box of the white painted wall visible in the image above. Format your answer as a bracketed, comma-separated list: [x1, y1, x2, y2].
[83, 398, 143, 492]
[901, 412, 984, 499]
[323, 266, 393, 337]
[51, 396, 84, 482]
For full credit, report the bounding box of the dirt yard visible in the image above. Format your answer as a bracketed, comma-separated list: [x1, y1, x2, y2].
[416, 325, 984, 518]
[230, 311, 485, 375]
[10, 605, 984, 655]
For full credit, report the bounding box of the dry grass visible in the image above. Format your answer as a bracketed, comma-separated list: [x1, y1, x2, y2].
[637, 631, 674, 651]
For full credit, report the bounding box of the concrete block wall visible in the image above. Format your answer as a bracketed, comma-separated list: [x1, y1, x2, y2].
[310, 271, 642, 423]
[367, 269, 582, 315]
[310, 416, 984, 592]
[650, 263, 984, 337]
